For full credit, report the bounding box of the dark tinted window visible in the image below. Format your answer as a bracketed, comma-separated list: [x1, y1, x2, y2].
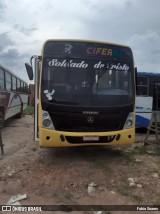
[5, 71, 11, 90]
[0, 68, 4, 90]
[12, 76, 17, 91]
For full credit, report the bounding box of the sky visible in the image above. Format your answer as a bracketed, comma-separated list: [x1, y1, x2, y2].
[0, 0, 160, 83]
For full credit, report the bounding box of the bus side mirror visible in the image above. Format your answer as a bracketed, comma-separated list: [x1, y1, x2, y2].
[25, 63, 33, 80]
[135, 67, 137, 92]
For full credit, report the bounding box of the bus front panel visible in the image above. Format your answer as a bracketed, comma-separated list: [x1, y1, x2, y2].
[39, 40, 135, 147]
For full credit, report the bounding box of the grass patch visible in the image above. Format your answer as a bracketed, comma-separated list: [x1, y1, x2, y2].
[132, 195, 143, 203]
[88, 148, 136, 173]
[132, 146, 148, 155]
[24, 105, 34, 115]
[64, 193, 73, 200]
[118, 186, 143, 203]
[90, 158, 109, 172]
[118, 150, 135, 162]
[153, 199, 160, 205]
[117, 186, 131, 197]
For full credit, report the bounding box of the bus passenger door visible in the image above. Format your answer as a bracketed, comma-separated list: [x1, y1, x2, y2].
[34, 58, 40, 141]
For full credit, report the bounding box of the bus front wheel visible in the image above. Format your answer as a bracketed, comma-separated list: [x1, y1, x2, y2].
[0, 111, 4, 128]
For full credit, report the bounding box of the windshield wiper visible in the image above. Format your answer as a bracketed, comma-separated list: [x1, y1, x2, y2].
[47, 99, 78, 105]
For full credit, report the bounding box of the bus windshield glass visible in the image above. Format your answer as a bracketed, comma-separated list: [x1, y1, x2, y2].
[41, 41, 134, 107]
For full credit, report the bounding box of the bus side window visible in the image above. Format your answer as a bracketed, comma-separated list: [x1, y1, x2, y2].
[25, 83, 29, 93]
[0, 68, 5, 90]
[20, 81, 23, 92]
[22, 82, 24, 92]
[5, 71, 11, 91]
[17, 79, 20, 92]
[12, 76, 17, 91]
[137, 76, 149, 96]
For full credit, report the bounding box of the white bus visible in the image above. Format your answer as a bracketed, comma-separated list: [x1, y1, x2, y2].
[0, 63, 28, 124]
[136, 72, 160, 128]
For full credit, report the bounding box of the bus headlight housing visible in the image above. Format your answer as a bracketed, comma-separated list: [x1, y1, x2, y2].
[42, 110, 55, 129]
[43, 112, 49, 118]
[123, 112, 134, 129]
[43, 119, 52, 127]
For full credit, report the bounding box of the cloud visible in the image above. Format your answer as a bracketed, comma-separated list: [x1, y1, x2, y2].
[0, 47, 29, 81]
[14, 24, 37, 36]
[0, 0, 160, 84]
[0, 31, 32, 82]
[0, 31, 14, 51]
[71, 0, 160, 43]
[0, 1, 5, 9]
[0, 0, 6, 19]
[128, 31, 160, 72]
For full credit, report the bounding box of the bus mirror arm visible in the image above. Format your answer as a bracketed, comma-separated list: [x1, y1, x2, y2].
[25, 63, 33, 80]
[135, 67, 138, 92]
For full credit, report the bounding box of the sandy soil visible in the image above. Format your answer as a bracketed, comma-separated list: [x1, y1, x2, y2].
[0, 115, 160, 214]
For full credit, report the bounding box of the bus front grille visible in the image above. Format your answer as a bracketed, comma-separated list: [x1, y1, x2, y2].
[49, 111, 125, 132]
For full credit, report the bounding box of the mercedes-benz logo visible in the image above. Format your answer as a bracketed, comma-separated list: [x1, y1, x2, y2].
[87, 116, 94, 123]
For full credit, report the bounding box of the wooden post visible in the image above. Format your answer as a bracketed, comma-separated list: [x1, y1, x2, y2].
[144, 111, 160, 146]
[0, 118, 4, 155]
[0, 131, 4, 155]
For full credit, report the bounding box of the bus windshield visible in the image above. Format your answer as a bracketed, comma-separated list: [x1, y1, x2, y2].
[41, 41, 134, 107]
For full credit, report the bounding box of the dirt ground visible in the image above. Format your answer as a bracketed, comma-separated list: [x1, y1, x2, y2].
[0, 115, 160, 214]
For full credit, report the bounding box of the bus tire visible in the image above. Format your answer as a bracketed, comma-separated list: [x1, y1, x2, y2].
[0, 111, 4, 128]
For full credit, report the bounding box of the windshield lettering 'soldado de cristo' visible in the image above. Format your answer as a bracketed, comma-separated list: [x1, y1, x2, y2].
[48, 58, 129, 71]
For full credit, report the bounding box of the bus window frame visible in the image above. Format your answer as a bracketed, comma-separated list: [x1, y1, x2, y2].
[0, 67, 5, 90]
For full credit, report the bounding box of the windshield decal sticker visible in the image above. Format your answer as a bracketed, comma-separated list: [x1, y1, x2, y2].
[64, 44, 73, 54]
[82, 81, 90, 88]
[44, 89, 55, 100]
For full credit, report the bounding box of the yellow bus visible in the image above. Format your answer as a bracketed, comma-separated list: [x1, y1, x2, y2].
[25, 39, 136, 147]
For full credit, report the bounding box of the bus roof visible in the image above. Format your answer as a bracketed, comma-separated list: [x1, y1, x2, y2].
[42, 39, 133, 60]
[43, 39, 132, 49]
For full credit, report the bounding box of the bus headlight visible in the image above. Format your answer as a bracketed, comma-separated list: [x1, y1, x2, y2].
[43, 119, 52, 127]
[42, 110, 55, 129]
[43, 112, 49, 118]
[123, 112, 134, 129]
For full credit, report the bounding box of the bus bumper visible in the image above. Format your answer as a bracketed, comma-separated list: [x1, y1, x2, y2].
[39, 128, 135, 147]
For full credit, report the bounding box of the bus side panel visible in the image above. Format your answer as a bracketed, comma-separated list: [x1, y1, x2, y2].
[5, 92, 22, 120]
[0, 91, 7, 119]
[20, 93, 28, 111]
[136, 96, 152, 128]
[2, 91, 28, 120]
